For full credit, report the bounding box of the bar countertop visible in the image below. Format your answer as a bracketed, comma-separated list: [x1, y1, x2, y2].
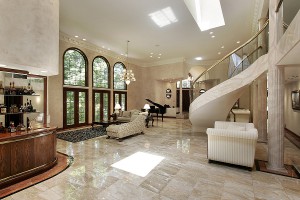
[0, 126, 57, 143]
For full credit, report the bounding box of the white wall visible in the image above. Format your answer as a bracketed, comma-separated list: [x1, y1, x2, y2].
[0, 0, 59, 75]
[284, 80, 300, 136]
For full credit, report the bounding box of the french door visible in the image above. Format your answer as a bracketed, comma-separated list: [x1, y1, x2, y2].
[93, 90, 110, 121]
[63, 88, 88, 128]
[113, 91, 127, 111]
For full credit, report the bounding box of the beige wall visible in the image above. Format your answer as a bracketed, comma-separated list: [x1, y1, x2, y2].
[48, 35, 186, 128]
[284, 80, 300, 136]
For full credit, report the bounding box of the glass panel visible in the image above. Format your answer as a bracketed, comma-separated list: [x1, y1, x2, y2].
[114, 63, 126, 90]
[66, 91, 75, 125]
[121, 94, 126, 111]
[78, 92, 86, 123]
[94, 93, 101, 122]
[93, 57, 109, 88]
[115, 93, 119, 106]
[64, 49, 86, 86]
[103, 93, 109, 120]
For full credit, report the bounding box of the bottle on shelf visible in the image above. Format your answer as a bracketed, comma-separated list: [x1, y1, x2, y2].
[10, 121, 16, 132]
[11, 82, 16, 95]
[0, 104, 7, 114]
[26, 117, 31, 130]
[0, 122, 5, 133]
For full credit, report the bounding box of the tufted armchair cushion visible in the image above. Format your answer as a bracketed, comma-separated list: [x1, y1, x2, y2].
[106, 114, 146, 140]
[206, 121, 258, 168]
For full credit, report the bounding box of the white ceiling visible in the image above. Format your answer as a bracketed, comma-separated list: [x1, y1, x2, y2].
[59, 0, 257, 66]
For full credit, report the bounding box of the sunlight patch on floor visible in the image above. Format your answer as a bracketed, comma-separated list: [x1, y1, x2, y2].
[111, 152, 164, 177]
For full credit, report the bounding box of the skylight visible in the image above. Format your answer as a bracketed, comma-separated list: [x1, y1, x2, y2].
[149, 7, 178, 27]
[184, 0, 225, 31]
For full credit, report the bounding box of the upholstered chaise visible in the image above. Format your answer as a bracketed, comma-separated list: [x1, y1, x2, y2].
[206, 121, 258, 168]
[106, 114, 146, 141]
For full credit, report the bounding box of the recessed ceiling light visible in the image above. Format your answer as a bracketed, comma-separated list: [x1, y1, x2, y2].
[218, 52, 221, 55]
[237, 41, 240, 44]
[210, 32, 213, 34]
[195, 57, 202, 60]
[211, 35, 215, 38]
[150, 56, 153, 58]
[75, 35, 79, 38]
[0, 64, 6, 67]
[150, 52, 153, 55]
[159, 53, 162, 56]
[108, 48, 111, 50]
[102, 46, 105, 48]
[121, 53, 124, 56]
[221, 46, 224, 48]
[149, 7, 178, 27]
[158, 57, 161, 58]
[40, 70, 48, 73]
[82, 38, 86, 41]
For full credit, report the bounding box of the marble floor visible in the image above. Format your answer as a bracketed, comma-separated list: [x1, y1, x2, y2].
[4, 118, 300, 200]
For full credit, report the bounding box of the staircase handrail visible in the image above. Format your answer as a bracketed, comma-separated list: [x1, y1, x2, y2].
[229, 45, 262, 78]
[192, 19, 269, 86]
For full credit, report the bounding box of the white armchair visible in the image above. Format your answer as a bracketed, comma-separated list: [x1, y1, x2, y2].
[206, 121, 258, 168]
[106, 115, 146, 141]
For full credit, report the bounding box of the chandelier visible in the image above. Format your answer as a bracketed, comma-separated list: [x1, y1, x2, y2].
[122, 40, 136, 85]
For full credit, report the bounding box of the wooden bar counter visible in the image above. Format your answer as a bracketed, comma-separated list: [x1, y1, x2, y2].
[0, 127, 57, 188]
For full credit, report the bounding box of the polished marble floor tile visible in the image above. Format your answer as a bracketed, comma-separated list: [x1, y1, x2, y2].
[4, 118, 300, 200]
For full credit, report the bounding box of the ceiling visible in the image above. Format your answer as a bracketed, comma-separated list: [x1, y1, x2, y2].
[59, 0, 257, 66]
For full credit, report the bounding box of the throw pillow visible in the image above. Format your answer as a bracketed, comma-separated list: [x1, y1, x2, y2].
[122, 111, 131, 118]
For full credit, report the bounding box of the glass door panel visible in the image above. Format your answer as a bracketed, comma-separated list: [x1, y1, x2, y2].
[63, 88, 88, 128]
[93, 90, 110, 122]
[66, 91, 75, 126]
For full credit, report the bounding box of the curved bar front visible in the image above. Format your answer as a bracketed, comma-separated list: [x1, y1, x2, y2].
[0, 127, 57, 188]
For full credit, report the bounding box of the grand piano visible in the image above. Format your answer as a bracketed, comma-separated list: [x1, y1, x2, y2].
[145, 99, 167, 121]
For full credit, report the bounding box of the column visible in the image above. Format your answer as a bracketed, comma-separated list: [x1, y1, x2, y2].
[180, 80, 183, 115]
[258, 17, 268, 56]
[257, 74, 268, 142]
[267, 0, 286, 172]
[252, 81, 258, 128]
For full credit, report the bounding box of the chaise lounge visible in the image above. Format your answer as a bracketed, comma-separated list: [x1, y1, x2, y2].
[106, 114, 146, 141]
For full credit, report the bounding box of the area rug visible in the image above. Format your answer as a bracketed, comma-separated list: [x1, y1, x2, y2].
[57, 126, 106, 143]
[0, 152, 73, 199]
[255, 159, 300, 179]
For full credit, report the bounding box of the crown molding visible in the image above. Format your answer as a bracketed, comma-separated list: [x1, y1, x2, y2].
[59, 32, 127, 62]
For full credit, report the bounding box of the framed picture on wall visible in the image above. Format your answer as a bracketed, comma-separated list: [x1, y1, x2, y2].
[291, 90, 300, 110]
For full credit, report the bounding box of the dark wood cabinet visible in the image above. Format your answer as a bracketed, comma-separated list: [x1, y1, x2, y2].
[0, 128, 57, 188]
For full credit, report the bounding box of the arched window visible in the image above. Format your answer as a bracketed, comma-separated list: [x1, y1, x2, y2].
[63, 48, 88, 86]
[113, 62, 126, 90]
[93, 56, 110, 88]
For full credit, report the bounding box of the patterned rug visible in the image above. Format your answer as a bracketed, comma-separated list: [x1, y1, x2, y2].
[57, 126, 106, 143]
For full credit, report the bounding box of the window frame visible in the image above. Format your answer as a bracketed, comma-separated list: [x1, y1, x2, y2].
[63, 88, 89, 129]
[63, 47, 88, 87]
[92, 56, 110, 89]
[92, 89, 111, 122]
[113, 62, 127, 90]
[113, 91, 127, 111]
